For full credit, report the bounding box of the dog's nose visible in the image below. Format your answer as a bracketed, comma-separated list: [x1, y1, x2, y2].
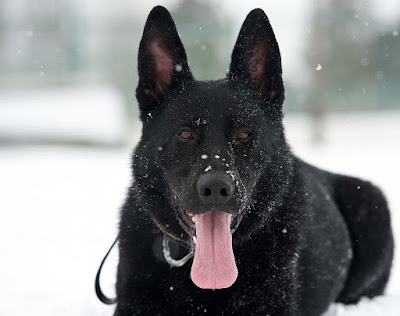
[196, 173, 234, 204]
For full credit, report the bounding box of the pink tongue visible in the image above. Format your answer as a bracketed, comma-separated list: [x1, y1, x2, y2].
[190, 211, 238, 289]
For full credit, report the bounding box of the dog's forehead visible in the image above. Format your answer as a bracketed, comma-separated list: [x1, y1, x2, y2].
[166, 80, 265, 126]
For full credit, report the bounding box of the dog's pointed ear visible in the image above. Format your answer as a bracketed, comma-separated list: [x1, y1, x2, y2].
[228, 9, 284, 106]
[136, 6, 193, 117]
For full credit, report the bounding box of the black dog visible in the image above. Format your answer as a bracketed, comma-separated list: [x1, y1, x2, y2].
[113, 6, 393, 315]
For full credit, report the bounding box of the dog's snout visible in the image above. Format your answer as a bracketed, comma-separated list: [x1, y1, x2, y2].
[196, 173, 234, 204]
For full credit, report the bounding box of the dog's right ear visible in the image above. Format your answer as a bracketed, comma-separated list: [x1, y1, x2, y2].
[136, 6, 193, 118]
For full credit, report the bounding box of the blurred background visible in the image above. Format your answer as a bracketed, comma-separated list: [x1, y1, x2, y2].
[0, 0, 399, 315]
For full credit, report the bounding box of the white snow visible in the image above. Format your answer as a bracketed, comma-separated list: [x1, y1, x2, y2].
[323, 296, 400, 316]
[0, 110, 399, 315]
[0, 86, 127, 145]
[205, 165, 213, 172]
[175, 64, 183, 72]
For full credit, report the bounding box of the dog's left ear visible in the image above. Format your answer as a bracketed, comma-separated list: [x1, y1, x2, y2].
[228, 9, 284, 106]
[136, 6, 193, 117]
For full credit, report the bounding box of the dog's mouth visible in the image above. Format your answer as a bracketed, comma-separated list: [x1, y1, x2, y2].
[175, 206, 244, 290]
[176, 207, 243, 238]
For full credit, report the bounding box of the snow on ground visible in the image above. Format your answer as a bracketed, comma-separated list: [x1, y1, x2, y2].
[0, 111, 399, 316]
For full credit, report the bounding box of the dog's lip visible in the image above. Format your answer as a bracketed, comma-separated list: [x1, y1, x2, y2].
[176, 207, 196, 237]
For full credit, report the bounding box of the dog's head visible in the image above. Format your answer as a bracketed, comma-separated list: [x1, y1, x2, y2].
[133, 6, 292, 289]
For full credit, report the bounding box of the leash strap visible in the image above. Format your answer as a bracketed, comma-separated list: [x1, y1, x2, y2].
[95, 234, 193, 304]
[95, 235, 119, 305]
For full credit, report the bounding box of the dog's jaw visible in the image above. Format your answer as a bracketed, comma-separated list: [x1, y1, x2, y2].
[173, 206, 245, 289]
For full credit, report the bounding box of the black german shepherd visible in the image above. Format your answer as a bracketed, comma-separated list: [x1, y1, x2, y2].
[113, 6, 394, 316]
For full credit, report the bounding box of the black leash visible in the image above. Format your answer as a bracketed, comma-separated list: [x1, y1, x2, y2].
[95, 235, 119, 305]
[95, 233, 193, 305]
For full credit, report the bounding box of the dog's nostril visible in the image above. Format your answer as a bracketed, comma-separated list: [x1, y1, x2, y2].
[196, 172, 234, 204]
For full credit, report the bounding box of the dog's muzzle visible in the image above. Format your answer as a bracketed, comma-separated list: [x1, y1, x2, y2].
[196, 172, 234, 205]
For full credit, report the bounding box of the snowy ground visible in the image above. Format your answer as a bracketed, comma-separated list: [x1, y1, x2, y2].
[0, 111, 399, 316]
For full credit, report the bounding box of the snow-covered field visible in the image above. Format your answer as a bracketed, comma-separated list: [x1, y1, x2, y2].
[0, 111, 399, 316]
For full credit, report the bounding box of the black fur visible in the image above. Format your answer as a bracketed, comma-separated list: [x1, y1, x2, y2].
[114, 6, 394, 316]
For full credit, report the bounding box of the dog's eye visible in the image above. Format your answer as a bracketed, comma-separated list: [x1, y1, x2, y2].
[178, 130, 194, 140]
[236, 132, 250, 141]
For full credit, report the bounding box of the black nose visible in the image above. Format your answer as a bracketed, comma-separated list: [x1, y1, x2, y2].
[196, 173, 234, 204]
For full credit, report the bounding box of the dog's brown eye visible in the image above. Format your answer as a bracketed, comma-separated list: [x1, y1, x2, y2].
[236, 132, 250, 141]
[179, 130, 193, 140]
